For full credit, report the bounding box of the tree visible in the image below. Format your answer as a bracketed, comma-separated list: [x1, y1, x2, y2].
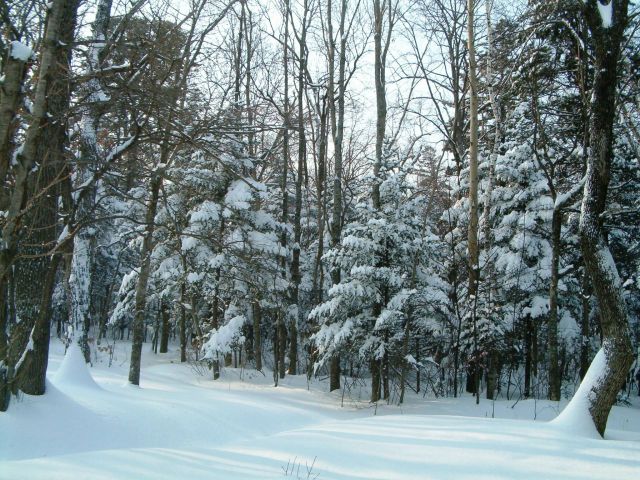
[466, 0, 480, 403]
[557, 0, 634, 437]
[69, 0, 113, 363]
[128, 0, 238, 385]
[0, 0, 81, 410]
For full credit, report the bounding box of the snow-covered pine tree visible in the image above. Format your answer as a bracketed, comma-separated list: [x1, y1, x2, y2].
[311, 144, 445, 402]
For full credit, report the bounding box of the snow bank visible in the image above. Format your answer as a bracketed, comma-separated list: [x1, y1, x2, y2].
[2, 339, 639, 480]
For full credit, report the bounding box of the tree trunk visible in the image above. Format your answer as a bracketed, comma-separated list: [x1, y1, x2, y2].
[13, 255, 61, 395]
[329, 355, 340, 391]
[0, 46, 30, 184]
[370, 359, 381, 403]
[399, 319, 410, 404]
[289, 0, 309, 376]
[548, 208, 562, 400]
[482, 0, 500, 401]
[372, 0, 394, 404]
[272, 325, 279, 385]
[580, 272, 591, 380]
[253, 300, 262, 371]
[382, 350, 390, 401]
[0, 0, 74, 282]
[278, 314, 286, 379]
[128, 173, 162, 385]
[327, 0, 348, 392]
[486, 352, 498, 400]
[311, 92, 328, 306]
[524, 316, 532, 399]
[160, 301, 170, 353]
[180, 283, 187, 362]
[277, 0, 291, 382]
[466, 0, 480, 406]
[415, 338, 421, 394]
[372, 0, 387, 211]
[329, 0, 347, 284]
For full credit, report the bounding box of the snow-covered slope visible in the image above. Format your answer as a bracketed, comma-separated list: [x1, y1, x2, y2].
[1, 340, 639, 479]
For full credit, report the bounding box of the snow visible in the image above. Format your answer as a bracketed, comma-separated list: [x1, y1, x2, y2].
[523, 295, 549, 319]
[189, 200, 220, 224]
[1, 339, 639, 479]
[554, 176, 586, 210]
[186, 271, 203, 283]
[14, 329, 35, 372]
[597, 1, 613, 29]
[9, 41, 34, 61]
[225, 180, 253, 210]
[181, 235, 198, 251]
[105, 136, 135, 163]
[58, 225, 69, 245]
[202, 315, 246, 357]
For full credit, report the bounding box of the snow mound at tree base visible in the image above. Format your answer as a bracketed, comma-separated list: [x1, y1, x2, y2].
[53, 342, 100, 390]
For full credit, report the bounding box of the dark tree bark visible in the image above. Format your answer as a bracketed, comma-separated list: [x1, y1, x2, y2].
[548, 208, 562, 400]
[252, 300, 262, 371]
[275, 0, 292, 383]
[289, 0, 310, 376]
[466, 0, 480, 405]
[580, 271, 591, 380]
[180, 283, 187, 363]
[482, 0, 500, 401]
[372, 0, 394, 404]
[370, 358, 381, 403]
[128, 173, 162, 385]
[327, 0, 349, 393]
[13, 255, 61, 395]
[160, 301, 170, 353]
[278, 314, 287, 379]
[524, 316, 532, 399]
[0, 45, 31, 184]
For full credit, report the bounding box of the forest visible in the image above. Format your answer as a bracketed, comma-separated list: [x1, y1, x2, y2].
[1, 0, 640, 469]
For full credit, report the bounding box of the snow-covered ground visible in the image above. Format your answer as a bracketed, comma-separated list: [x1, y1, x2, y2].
[1, 340, 639, 479]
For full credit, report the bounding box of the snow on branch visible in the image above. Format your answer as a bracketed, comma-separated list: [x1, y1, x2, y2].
[9, 41, 34, 61]
[554, 175, 586, 211]
[202, 315, 246, 358]
[597, 1, 613, 29]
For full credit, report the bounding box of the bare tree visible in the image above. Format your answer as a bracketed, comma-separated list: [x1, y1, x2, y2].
[288, 0, 312, 376]
[371, 0, 397, 403]
[466, 0, 480, 404]
[128, 0, 238, 385]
